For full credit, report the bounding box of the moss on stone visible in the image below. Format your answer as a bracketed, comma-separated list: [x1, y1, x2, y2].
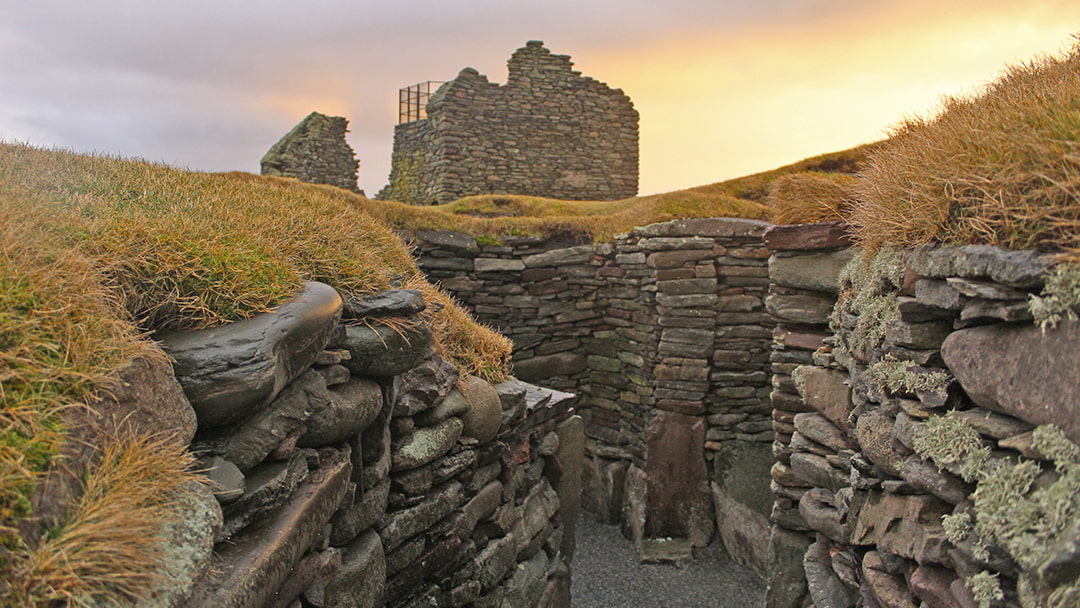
[968, 571, 1004, 608]
[913, 412, 989, 483]
[831, 246, 906, 355]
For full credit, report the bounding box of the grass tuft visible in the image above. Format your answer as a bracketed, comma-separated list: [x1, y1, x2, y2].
[768, 171, 858, 225]
[851, 38, 1080, 252]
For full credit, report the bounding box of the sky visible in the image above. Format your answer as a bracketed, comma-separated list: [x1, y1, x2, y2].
[1, 1, 1078, 196]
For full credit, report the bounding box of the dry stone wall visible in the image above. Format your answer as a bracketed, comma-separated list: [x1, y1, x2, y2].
[381, 41, 639, 205]
[66, 283, 582, 608]
[764, 222, 1080, 608]
[261, 111, 363, 195]
[406, 217, 776, 564]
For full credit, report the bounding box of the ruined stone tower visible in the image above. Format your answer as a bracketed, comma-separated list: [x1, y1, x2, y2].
[380, 41, 639, 205]
[261, 111, 363, 195]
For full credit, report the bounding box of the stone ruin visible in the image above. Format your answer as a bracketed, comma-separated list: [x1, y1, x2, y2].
[261, 111, 364, 195]
[379, 41, 640, 205]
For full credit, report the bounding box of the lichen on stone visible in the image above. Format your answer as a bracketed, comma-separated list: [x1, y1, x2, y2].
[866, 356, 952, 395]
[831, 246, 906, 355]
[913, 412, 989, 483]
[943, 511, 974, 545]
[1029, 260, 1080, 331]
[968, 571, 1004, 608]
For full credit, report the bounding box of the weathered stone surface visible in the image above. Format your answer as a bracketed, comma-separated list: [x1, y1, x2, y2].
[475, 258, 527, 272]
[792, 366, 854, 433]
[299, 377, 383, 447]
[941, 320, 1080, 443]
[646, 249, 714, 269]
[712, 482, 770, 577]
[960, 298, 1033, 322]
[764, 222, 851, 251]
[188, 451, 351, 608]
[855, 409, 909, 478]
[513, 352, 587, 381]
[862, 551, 916, 608]
[645, 411, 713, 546]
[161, 281, 342, 429]
[951, 408, 1033, 439]
[457, 481, 504, 537]
[391, 417, 464, 472]
[555, 415, 584, 560]
[850, 492, 951, 564]
[417, 230, 478, 251]
[204, 456, 245, 503]
[220, 453, 309, 541]
[799, 489, 845, 542]
[805, 539, 858, 608]
[898, 456, 971, 505]
[343, 289, 426, 319]
[637, 217, 771, 238]
[908, 244, 1051, 287]
[458, 375, 503, 443]
[378, 481, 464, 551]
[223, 369, 330, 471]
[789, 453, 848, 492]
[910, 564, 963, 608]
[392, 357, 460, 417]
[499, 551, 549, 608]
[105, 481, 222, 608]
[522, 245, 594, 268]
[766, 293, 836, 324]
[885, 320, 952, 350]
[914, 279, 965, 310]
[87, 354, 198, 444]
[769, 249, 853, 293]
[474, 534, 519, 590]
[329, 478, 390, 546]
[795, 413, 856, 452]
[341, 322, 434, 377]
[316, 530, 385, 608]
[765, 527, 812, 608]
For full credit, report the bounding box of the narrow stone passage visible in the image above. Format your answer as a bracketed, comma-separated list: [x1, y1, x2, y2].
[571, 514, 765, 608]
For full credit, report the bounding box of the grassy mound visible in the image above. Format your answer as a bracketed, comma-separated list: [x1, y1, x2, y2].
[767, 171, 858, 225]
[851, 38, 1080, 252]
[0, 142, 511, 606]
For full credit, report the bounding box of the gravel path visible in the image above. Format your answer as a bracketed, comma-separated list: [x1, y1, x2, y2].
[570, 514, 765, 608]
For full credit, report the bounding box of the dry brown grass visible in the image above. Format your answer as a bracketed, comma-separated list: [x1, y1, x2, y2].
[851, 38, 1080, 252]
[0, 141, 513, 605]
[768, 171, 858, 225]
[9, 432, 200, 607]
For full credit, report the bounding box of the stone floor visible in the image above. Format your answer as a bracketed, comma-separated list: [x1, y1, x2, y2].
[570, 514, 765, 607]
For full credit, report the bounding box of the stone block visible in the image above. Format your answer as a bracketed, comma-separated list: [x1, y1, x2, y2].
[763, 221, 851, 251]
[769, 249, 853, 293]
[474, 258, 526, 272]
[644, 411, 713, 546]
[765, 293, 835, 325]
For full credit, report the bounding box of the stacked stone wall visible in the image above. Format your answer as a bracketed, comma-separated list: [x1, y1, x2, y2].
[408, 217, 776, 565]
[381, 41, 639, 205]
[60, 283, 582, 608]
[764, 222, 1080, 607]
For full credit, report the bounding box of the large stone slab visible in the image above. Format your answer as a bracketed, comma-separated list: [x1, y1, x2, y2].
[161, 281, 342, 429]
[769, 249, 854, 294]
[766, 293, 836, 325]
[635, 217, 771, 238]
[712, 482, 770, 578]
[908, 244, 1051, 287]
[765, 527, 812, 608]
[764, 222, 851, 251]
[644, 411, 713, 546]
[513, 352, 587, 382]
[941, 320, 1080, 443]
[188, 451, 351, 608]
[299, 377, 383, 447]
[792, 366, 854, 433]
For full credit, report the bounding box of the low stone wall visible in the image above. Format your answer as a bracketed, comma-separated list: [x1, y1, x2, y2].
[406, 217, 776, 563]
[71, 282, 582, 608]
[765, 223, 1080, 607]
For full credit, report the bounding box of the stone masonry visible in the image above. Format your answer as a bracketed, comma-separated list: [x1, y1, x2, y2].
[261, 111, 364, 195]
[380, 41, 639, 205]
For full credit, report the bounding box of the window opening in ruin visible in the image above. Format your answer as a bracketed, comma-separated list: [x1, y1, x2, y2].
[398, 81, 444, 123]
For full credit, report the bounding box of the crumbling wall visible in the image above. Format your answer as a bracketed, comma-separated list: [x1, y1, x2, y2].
[764, 222, 1080, 607]
[262, 111, 363, 195]
[70, 282, 581, 608]
[381, 41, 639, 205]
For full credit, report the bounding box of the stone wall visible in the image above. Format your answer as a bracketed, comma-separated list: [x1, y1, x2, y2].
[380, 41, 639, 205]
[67, 282, 582, 608]
[764, 222, 1080, 607]
[262, 111, 363, 195]
[405, 217, 776, 565]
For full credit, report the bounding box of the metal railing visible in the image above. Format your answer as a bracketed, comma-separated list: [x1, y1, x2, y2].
[398, 81, 444, 124]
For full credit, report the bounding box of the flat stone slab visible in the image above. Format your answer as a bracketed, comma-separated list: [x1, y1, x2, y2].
[764, 221, 851, 251]
[633, 217, 772, 238]
[942, 320, 1080, 443]
[908, 244, 1051, 287]
[341, 322, 434, 378]
[188, 451, 351, 608]
[769, 249, 854, 294]
[161, 281, 342, 429]
[342, 289, 425, 319]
